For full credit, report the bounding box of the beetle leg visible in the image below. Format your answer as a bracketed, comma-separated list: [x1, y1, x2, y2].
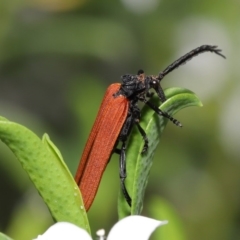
[130, 102, 149, 153]
[143, 99, 182, 127]
[114, 142, 132, 206]
[116, 112, 134, 207]
[119, 141, 132, 206]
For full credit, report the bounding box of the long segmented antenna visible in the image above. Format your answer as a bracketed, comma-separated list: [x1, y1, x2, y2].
[158, 45, 226, 81]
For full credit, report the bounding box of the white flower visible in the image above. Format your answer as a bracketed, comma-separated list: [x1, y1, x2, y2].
[33, 222, 92, 240]
[33, 216, 168, 240]
[107, 215, 167, 240]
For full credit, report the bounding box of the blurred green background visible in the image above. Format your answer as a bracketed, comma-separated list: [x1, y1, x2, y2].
[0, 0, 239, 239]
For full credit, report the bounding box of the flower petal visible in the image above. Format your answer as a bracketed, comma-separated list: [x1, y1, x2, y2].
[107, 216, 167, 240]
[33, 222, 92, 240]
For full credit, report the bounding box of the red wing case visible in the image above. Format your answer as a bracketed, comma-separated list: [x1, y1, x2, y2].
[75, 83, 129, 211]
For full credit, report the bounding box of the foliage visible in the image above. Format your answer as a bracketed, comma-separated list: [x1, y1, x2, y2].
[0, 1, 239, 240]
[0, 87, 200, 238]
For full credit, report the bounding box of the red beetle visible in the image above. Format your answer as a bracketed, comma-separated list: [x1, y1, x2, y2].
[75, 45, 225, 211]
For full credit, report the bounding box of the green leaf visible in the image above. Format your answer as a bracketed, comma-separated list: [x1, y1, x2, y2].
[0, 232, 13, 240]
[0, 118, 90, 233]
[118, 87, 202, 218]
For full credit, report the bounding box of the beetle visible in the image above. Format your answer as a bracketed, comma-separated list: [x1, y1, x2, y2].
[75, 45, 225, 211]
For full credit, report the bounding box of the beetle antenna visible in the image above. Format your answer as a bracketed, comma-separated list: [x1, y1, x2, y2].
[158, 45, 225, 81]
